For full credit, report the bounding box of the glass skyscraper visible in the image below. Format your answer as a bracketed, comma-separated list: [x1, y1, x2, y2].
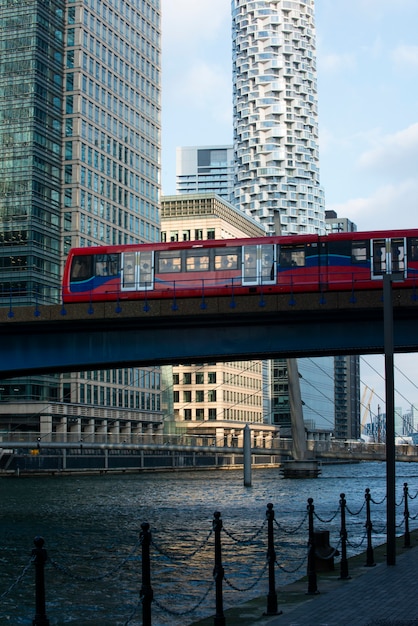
[0, 0, 163, 436]
[232, 0, 325, 235]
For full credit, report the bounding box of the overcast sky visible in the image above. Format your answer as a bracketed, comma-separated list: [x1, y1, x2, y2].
[160, 0, 418, 424]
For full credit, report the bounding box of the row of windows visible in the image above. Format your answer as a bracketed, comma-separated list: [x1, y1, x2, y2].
[78, 188, 157, 223]
[79, 384, 160, 411]
[81, 367, 160, 388]
[175, 390, 217, 403]
[161, 229, 215, 243]
[223, 390, 261, 406]
[173, 372, 217, 385]
[181, 408, 262, 422]
[78, 213, 158, 244]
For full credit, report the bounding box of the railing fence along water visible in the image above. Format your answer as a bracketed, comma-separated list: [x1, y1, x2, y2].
[1, 485, 418, 626]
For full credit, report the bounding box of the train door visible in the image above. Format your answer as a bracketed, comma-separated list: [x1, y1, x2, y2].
[242, 244, 276, 286]
[121, 250, 154, 291]
[371, 237, 406, 279]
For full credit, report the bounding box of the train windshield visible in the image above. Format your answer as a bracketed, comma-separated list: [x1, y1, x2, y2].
[70, 254, 119, 283]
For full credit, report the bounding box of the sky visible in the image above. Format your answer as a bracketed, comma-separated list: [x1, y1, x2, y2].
[160, 0, 418, 424]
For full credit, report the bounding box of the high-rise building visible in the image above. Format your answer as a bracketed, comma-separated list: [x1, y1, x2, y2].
[175, 146, 235, 203]
[232, 0, 331, 434]
[232, 0, 325, 235]
[0, 0, 163, 439]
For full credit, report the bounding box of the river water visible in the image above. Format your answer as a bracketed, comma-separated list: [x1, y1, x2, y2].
[1, 461, 418, 625]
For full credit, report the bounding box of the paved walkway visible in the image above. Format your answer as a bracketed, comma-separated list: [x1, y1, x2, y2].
[258, 546, 418, 626]
[191, 537, 418, 626]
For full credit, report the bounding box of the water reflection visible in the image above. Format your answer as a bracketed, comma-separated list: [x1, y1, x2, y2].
[1, 462, 418, 625]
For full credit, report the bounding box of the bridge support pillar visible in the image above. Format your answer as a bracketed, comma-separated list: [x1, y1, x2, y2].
[120, 421, 132, 443]
[55, 418, 67, 443]
[68, 419, 81, 443]
[83, 419, 95, 443]
[39, 415, 52, 442]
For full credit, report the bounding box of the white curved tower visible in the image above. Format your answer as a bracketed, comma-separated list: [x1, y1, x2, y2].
[232, 0, 325, 235]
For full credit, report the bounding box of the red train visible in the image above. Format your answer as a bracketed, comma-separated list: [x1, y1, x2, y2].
[62, 229, 418, 303]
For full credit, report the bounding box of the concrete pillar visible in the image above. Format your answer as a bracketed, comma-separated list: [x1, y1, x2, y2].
[68, 419, 81, 443]
[55, 418, 67, 443]
[39, 415, 52, 442]
[83, 418, 95, 443]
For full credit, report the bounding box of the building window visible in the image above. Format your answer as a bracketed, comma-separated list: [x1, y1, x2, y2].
[183, 373, 192, 384]
[196, 390, 204, 402]
[196, 408, 204, 420]
[208, 409, 217, 420]
[195, 372, 204, 384]
[208, 372, 216, 384]
[208, 390, 217, 402]
[183, 391, 191, 403]
[184, 409, 192, 420]
[173, 373, 179, 384]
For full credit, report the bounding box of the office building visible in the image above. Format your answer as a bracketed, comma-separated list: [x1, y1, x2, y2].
[232, 0, 325, 235]
[0, 0, 163, 439]
[175, 145, 235, 203]
[160, 193, 277, 446]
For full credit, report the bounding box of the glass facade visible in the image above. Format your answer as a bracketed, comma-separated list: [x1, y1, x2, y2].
[176, 146, 235, 203]
[0, 0, 163, 429]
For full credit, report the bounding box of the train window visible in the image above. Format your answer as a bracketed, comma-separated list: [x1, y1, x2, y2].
[279, 245, 305, 267]
[95, 254, 119, 276]
[186, 250, 209, 271]
[408, 238, 418, 261]
[157, 251, 182, 273]
[214, 248, 239, 270]
[71, 255, 93, 281]
[352, 241, 368, 263]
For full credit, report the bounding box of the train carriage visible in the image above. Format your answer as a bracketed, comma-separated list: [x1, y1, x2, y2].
[62, 229, 418, 304]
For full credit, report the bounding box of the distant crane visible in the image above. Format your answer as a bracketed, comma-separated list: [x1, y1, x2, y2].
[360, 386, 375, 441]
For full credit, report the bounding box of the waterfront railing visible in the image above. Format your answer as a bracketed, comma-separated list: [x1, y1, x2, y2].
[1, 484, 418, 625]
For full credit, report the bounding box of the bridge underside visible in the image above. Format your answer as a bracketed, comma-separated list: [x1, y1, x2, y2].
[1, 288, 418, 377]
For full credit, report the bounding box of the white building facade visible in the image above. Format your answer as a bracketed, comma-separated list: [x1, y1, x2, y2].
[232, 0, 325, 235]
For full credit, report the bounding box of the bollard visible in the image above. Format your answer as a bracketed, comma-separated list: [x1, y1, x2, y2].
[403, 483, 411, 548]
[32, 536, 50, 626]
[264, 503, 281, 616]
[306, 498, 319, 595]
[339, 494, 350, 580]
[213, 511, 225, 626]
[140, 522, 153, 626]
[364, 488, 375, 567]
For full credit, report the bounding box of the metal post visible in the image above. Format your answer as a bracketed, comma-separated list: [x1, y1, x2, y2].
[243, 424, 252, 487]
[213, 511, 225, 626]
[32, 536, 49, 626]
[264, 503, 281, 615]
[403, 482, 410, 548]
[306, 498, 318, 594]
[364, 488, 375, 567]
[140, 522, 153, 626]
[383, 273, 396, 566]
[339, 494, 350, 580]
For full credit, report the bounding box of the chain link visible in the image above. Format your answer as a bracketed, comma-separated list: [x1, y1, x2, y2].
[274, 511, 308, 535]
[346, 501, 365, 516]
[50, 539, 140, 582]
[224, 561, 267, 592]
[152, 579, 214, 617]
[1, 556, 34, 598]
[222, 519, 266, 544]
[151, 527, 213, 561]
[314, 507, 340, 524]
